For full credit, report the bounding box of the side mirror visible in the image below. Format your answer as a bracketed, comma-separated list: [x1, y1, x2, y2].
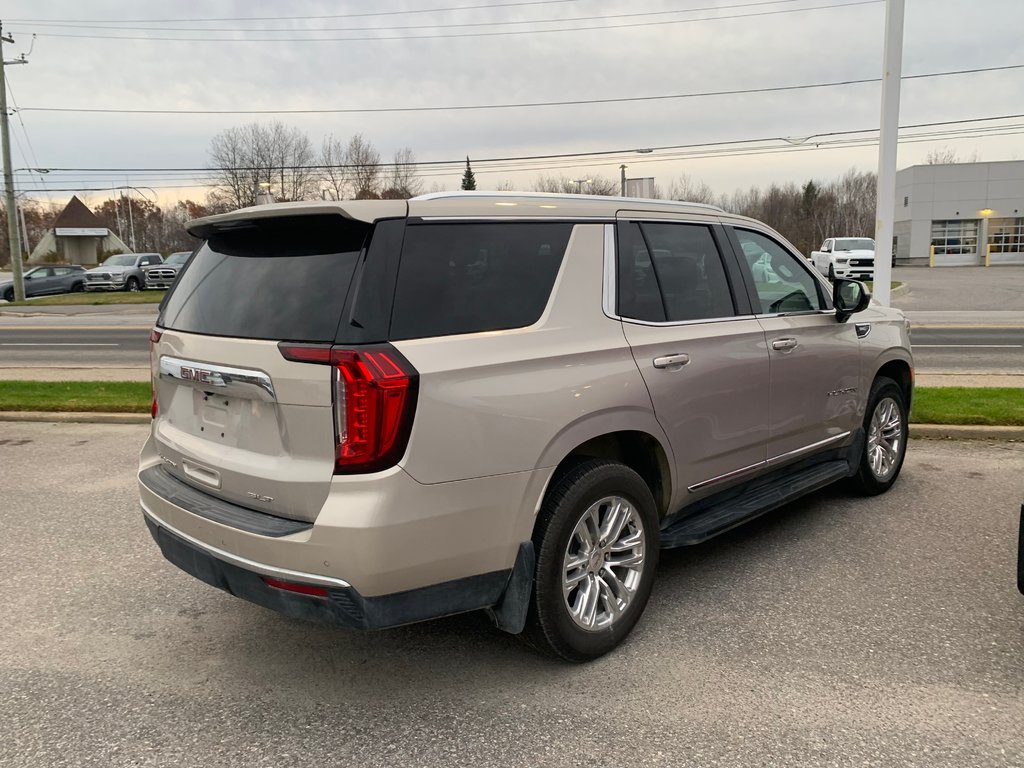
[834, 279, 871, 322]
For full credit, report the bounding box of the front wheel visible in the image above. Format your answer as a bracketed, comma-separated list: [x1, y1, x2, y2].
[828, 263, 836, 281]
[70, 282, 84, 293]
[125, 277, 141, 292]
[2, 288, 13, 302]
[849, 376, 908, 495]
[521, 460, 659, 662]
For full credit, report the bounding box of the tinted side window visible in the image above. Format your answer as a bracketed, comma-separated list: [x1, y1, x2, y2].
[160, 215, 368, 342]
[735, 229, 824, 314]
[616, 222, 665, 322]
[641, 223, 736, 321]
[389, 222, 572, 341]
[616, 221, 736, 322]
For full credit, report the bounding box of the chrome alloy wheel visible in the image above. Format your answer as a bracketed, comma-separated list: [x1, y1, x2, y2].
[562, 495, 646, 631]
[867, 396, 903, 481]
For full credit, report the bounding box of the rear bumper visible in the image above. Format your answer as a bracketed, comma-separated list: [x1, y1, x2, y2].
[144, 512, 514, 629]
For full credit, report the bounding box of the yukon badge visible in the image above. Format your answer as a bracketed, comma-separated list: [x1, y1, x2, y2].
[827, 387, 857, 397]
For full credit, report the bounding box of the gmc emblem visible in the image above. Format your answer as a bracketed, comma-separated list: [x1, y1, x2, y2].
[180, 366, 213, 384]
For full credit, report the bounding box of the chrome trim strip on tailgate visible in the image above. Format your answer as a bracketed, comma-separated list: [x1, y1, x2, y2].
[141, 504, 351, 589]
[159, 355, 276, 402]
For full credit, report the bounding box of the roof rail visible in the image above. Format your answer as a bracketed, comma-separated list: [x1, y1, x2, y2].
[410, 190, 724, 213]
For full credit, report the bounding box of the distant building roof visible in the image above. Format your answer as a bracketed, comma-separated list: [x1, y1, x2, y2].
[52, 196, 104, 230]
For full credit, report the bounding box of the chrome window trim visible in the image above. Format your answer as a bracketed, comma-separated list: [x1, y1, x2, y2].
[141, 505, 351, 589]
[602, 223, 617, 319]
[622, 314, 758, 329]
[416, 215, 614, 222]
[159, 355, 277, 403]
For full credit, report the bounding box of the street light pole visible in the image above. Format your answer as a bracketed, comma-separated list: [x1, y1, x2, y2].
[0, 22, 28, 301]
[872, 0, 904, 308]
[620, 165, 627, 197]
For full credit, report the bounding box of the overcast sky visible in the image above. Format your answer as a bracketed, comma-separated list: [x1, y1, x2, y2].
[4, 0, 1024, 208]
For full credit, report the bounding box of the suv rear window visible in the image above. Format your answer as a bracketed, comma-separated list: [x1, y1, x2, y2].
[389, 222, 572, 340]
[160, 215, 368, 342]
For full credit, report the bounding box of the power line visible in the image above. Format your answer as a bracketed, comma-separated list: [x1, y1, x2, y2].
[5, 0, 588, 24]
[4, 76, 52, 204]
[7, 1, 881, 42]
[6, 1, 814, 34]
[16, 125, 1024, 194]
[14, 113, 1024, 182]
[16, 62, 1022, 116]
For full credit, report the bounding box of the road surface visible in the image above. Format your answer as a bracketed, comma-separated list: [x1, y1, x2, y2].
[0, 319, 1020, 373]
[1, 424, 1022, 767]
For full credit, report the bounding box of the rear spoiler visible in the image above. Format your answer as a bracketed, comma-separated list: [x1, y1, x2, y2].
[187, 200, 408, 239]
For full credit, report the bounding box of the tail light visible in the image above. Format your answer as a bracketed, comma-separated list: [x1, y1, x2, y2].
[279, 343, 418, 474]
[149, 328, 163, 419]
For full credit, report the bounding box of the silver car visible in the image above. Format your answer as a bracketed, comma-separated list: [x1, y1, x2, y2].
[140, 193, 913, 661]
[142, 251, 192, 290]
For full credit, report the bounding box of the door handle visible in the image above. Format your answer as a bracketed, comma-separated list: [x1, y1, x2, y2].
[653, 353, 690, 369]
[771, 338, 798, 351]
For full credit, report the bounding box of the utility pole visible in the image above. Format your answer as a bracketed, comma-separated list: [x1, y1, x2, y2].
[18, 199, 29, 256]
[125, 189, 137, 251]
[0, 22, 29, 301]
[872, 0, 904, 307]
[620, 165, 627, 197]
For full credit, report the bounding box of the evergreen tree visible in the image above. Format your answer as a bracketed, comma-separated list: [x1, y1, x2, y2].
[461, 157, 477, 191]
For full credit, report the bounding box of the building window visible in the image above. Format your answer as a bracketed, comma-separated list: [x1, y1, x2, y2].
[989, 218, 1024, 253]
[931, 219, 978, 256]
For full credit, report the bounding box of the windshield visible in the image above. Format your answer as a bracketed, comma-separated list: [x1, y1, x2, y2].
[835, 238, 874, 251]
[103, 254, 137, 267]
[166, 252, 191, 265]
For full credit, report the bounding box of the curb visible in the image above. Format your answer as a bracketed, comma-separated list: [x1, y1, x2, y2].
[0, 411, 150, 424]
[910, 423, 1024, 441]
[890, 282, 910, 299]
[1, 412, 1021, 441]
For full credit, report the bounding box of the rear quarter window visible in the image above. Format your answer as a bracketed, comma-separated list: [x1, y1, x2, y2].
[389, 222, 572, 340]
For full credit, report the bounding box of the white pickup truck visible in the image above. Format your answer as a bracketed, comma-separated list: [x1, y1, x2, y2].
[810, 237, 875, 281]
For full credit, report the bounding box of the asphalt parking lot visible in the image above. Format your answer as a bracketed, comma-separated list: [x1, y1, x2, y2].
[2, 423, 1023, 767]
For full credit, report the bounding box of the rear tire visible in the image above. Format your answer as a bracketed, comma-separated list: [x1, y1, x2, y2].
[520, 460, 659, 662]
[848, 376, 908, 496]
[125, 277, 140, 292]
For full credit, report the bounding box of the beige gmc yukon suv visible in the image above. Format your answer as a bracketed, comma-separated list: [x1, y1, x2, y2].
[139, 192, 913, 661]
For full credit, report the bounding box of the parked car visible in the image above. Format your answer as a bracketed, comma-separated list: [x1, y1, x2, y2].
[143, 251, 192, 290]
[140, 193, 913, 661]
[84, 252, 162, 292]
[810, 237, 875, 281]
[1, 264, 86, 302]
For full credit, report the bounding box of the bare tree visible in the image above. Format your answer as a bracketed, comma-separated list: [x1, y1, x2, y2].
[667, 174, 716, 204]
[346, 134, 382, 200]
[382, 147, 421, 199]
[319, 135, 348, 201]
[207, 121, 319, 208]
[532, 174, 617, 195]
[925, 146, 959, 165]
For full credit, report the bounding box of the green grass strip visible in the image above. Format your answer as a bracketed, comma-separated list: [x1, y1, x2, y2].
[0, 382, 1019, 425]
[0, 381, 150, 413]
[4, 291, 165, 307]
[911, 387, 1024, 426]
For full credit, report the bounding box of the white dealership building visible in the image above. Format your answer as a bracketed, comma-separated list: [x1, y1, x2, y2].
[894, 160, 1024, 267]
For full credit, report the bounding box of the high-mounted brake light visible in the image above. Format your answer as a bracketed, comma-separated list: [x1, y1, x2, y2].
[278, 342, 418, 474]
